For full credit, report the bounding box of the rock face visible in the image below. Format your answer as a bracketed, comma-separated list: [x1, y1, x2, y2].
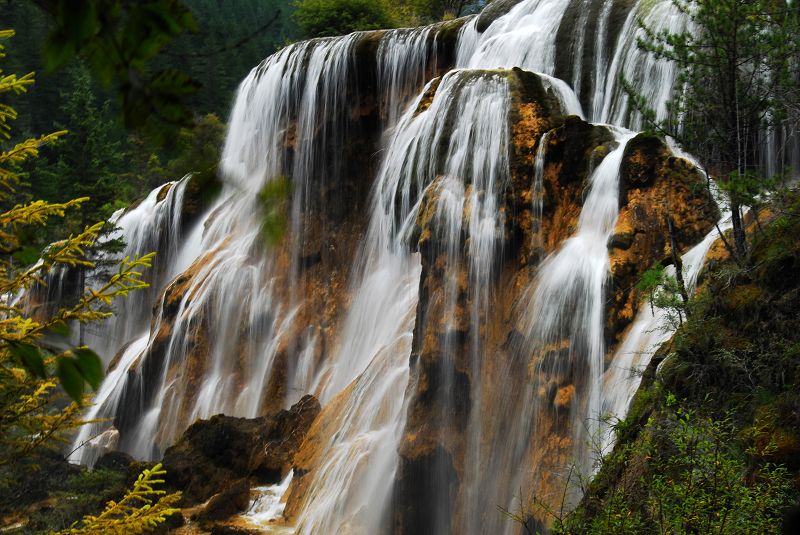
[194, 479, 251, 521]
[570, 193, 800, 533]
[385, 73, 717, 532]
[607, 134, 719, 344]
[75, 16, 721, 534]
[162, 395, 320, 506]
[269, 62, 718, 533]
[476, 0, 526, 31]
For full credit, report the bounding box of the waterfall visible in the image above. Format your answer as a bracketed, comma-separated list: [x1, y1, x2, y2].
[68, 336, 149, 465]
[521, 130, 635, 477]
[378, 26, 439, 128]
[457, 0, 688, 126]
[292, 69, 518, 533]
[452, 131, 636, 534]
[70, 33, 367, 463]
[64, 178, 192, 465]
[600, 202, 734, 453]
[67, 0, 738, 532]
[87, 178, 190, 359]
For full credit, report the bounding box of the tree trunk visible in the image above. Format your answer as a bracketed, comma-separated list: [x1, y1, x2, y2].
[730, 199, 748, 259]
[667, 215, 691, 316]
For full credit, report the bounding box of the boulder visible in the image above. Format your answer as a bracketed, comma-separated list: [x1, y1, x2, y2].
[194, 479, 251, 521]
[162, 395, 321, 505]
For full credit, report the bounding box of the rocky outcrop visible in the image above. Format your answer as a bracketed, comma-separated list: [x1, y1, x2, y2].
[606, 134, 719, 345]
[385, 69, 719, 532]
[269, 64, 719, 532]
[194, 479, 251, 521]
[162, 395, 320, 506]
[282, 382, 355, 522]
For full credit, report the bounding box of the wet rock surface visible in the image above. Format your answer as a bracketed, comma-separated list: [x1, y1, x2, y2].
[386, 68, 719, 532]
[162, 395, 320, 506]
[193, 479, 251, 521]
[476, 0, 526, 32]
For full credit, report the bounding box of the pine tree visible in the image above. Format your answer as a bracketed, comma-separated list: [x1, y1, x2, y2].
[628, 0, 800, 259]
[0, 28, 182, 534]
[54, 464, 181, 535]
[33, 63, 127, 224]
[0, 27, 152, 460]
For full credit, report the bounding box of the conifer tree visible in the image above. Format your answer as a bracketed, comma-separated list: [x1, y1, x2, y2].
[0, 27, 149, 460]
[627, 0, 800, 259]
[1, 28, 181, 534]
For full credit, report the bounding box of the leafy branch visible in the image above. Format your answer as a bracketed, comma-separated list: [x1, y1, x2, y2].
[55, 463, 182, 534]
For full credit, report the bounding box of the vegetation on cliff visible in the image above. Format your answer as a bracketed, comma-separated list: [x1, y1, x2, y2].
[527, 188, 800, 534]
[291, 0, 486, 37]
[628, 0, 800, 261]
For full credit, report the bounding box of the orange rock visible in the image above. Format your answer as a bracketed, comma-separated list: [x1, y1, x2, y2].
[553, 385, 575, 410]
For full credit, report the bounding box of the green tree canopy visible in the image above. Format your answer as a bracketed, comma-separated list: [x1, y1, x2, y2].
[293, 0, 395, 37]
[628, 0, 800, 260]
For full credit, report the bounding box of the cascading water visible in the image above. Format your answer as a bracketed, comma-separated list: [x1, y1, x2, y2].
[70, 34, 367, 463]
[457, 0, 688, 127]
[68, 0, 741, 532]
[378, 26, 439, 128]
[64, 178, 191, 464]
[88, 178, 190, 357]
[288, 68, 522, 533]
[599, 213, 733, 452]
[522, 129, 635, 486]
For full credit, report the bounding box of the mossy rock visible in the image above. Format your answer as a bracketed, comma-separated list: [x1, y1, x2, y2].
[182, 170, 222, 227]
[475, 0, 525, 32]
[620, 133, 665, 189]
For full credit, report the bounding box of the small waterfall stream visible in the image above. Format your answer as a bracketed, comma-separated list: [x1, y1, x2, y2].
[520, 130, 635, 494]
[62, 0, 758, 532]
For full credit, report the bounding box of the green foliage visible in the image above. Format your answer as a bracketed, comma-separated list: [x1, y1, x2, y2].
[0, 28, 155, 475]
[636, 264, 667, 305]
[293, 0, 395, 37]
[626, 0, 800, 259]
[400, 0, 485, 24]
[290, 0, 486, 35]
[34, 0, 200, 136]
[642, 411, 791, 534]
[56, 347, 103, 401]
[39, 469, 128, 530]
[637, 263, 688, 328]
[551, 408, 794, 534]
[1, 20, 188, 535]
[1, 0, 295, 144]
[161, 113, 224, 186]
[156, 0, 298, 117]
[54, 463, 182, 535]
[29, 62, 128, 228]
